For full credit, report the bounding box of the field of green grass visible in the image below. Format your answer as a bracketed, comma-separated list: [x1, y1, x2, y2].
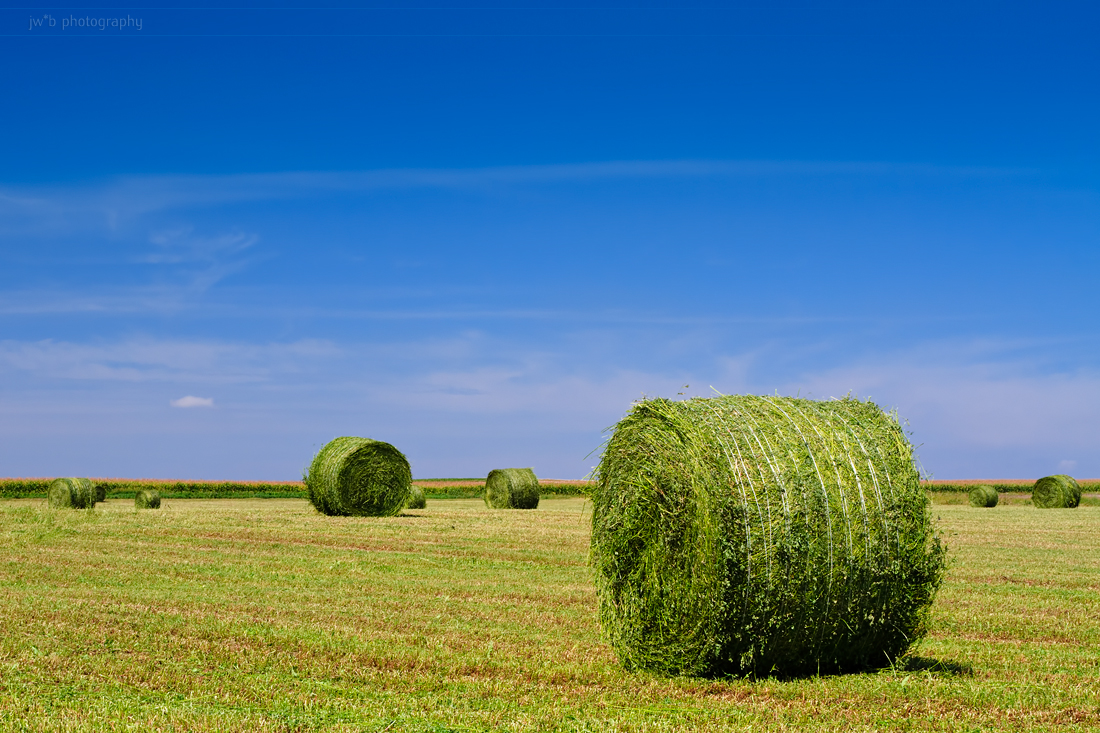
[1, 496, 1097, 731]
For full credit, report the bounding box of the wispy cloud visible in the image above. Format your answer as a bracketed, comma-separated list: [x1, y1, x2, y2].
[0, 159, 1037, 235]
[170, 395, 213, 408]
[0, 332, 1097, 479]
[145, 228, 260, 290]
[0, 338, 341, 383]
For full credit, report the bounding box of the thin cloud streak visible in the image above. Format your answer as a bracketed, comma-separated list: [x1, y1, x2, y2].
[0, 159, 1038, 236]
[171, 395, 214, 408]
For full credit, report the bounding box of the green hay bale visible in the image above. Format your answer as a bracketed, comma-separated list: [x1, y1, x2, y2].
[47, 478, 96, 509]
[135, 489, 161, 509]
[94, 483, 108, 503]
[1032, 474, 1081, 509]
[305, 436, 412, 517]
[968, 484, 999, 508]
[484, 468, 540, 509]
[406, 484, 427, 509]
[590, 395, 946, 678]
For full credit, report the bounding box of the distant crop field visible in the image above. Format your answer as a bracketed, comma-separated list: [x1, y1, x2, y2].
[0, 478, 594, 500]
[0, 497, 1097, 731]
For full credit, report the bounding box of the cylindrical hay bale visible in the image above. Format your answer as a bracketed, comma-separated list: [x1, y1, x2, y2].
[968, 484, 999, 508]
[135, 489, 161, 509]
[406, 484, 427, 509]
[94, 483, 108, 503]
[305, 436, 412, 517]
[1032, 475, 1081, 509]
[590, 395, 946, 677]
[47, 478, 97, 509]
[484, 468, 540, 509]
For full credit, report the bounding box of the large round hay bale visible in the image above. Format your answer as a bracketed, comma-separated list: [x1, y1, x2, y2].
[305, 436, 412, 517]
[135, 489, 161, 509]
[484, 468, 540, 509]
[406, 484, 427, 509]
[94, 483, 108, 503]
[1032, 474, 1081, 509]
[47, 478, 96, 509]
[968, 484, 999, 508]
[590, 395, 946, 677]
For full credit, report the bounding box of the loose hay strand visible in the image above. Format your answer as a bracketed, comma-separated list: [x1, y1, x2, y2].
[590, 394, 946, 678]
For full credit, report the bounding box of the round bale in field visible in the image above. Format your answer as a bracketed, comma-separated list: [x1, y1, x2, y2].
[94, 483, 109, 503]
[47, 478, 97, 509]
[968, 484, 999, 508]
[406, 484, 427, 509]
[590, 394, 946, 677]
[484, 468, 540, 509]
[135, 489, 161, 509]
[1032, 474, 1081, 509]
[305, 436, 412, 517]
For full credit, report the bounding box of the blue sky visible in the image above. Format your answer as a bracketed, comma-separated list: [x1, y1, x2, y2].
[1, 2, 1097, 480]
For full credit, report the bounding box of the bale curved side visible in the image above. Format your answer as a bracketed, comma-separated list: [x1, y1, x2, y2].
[47, 478, 96, 509]
[406, 484, 427, 509]
[968, 484, 999, 508]
[484, 468, 540, 509]
[305, 436, 412, 517]
[135, 489, 162, 509]
[590, 395, 946, 678]
[1032, 475, 1081, 509]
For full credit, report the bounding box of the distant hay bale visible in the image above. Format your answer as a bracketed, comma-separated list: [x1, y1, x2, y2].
[406, 484, 427, 509]
[968, 484, 999, 508]
[484, 468, 540, 509]
[135, 489, 161, 509]
[305, 436, 412, 517]
[94, 483, 108, 503]
[47, 478, 96, 509]
[590, 395, 946, 678]
[1032, 475, 1081, 509]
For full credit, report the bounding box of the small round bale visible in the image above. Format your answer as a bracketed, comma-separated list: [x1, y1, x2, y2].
[406, 484, 427, 509]
[968, 484, 999, 508]
[1032, 474, 1081, 509]
[47, 478, 97, 509]
[135, 489, 161, 509]
[305, 436, 412, 517]
[484, 468, 540, 509]
[94, 483, 109, 503]
[590, 395, 946, 678]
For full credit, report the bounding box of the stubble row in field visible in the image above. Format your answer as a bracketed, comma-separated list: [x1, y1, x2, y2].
[0, 497, 1097, 731]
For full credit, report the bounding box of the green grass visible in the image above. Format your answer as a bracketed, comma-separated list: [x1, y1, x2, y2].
[0, 497, 1098, 731]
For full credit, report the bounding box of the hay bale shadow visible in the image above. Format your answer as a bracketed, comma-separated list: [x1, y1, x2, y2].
[902, 656, 974, 676]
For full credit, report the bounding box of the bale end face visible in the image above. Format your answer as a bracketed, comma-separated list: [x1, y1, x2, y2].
[968, 484, 999, 508]
[1032, 474, 1081, 509]
[484, 468, 540, 509]
[135, 489, 161, 509]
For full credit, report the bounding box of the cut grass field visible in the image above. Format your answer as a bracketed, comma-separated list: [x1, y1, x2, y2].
[0, 496, 1097, 731]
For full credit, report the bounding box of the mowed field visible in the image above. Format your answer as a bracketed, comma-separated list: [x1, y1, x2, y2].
[0, 496, 1098, 732]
